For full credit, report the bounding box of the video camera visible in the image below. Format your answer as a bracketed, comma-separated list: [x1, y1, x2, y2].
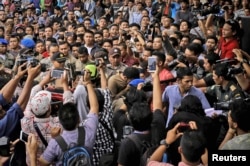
[168, 53, 188, 70]
[0, 137, 10, 157]
[16, 55, 47, 72]
[200, 4, 220, 16]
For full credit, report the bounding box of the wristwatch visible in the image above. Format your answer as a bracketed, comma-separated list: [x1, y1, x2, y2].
[241, 59, 248, 64]
[160, 139, 169, 148]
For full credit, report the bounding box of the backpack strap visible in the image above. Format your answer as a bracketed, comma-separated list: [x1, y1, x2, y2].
[55, 127, 85, 152]
[77, 127, 85, 146]
[33, 121, 48, 147]
[55, 135, 68, 152]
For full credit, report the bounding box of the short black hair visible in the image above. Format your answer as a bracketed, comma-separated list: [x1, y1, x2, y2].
[186, 43, 204, 56]
[177, 67, 193, 79]
[213, 63, 230, 80]
[152, 51, 165, 63]
[129, 102, 153, 131]
[180, 130, 206, 162]
[204, 52, 220, 65]
[229, 98, 250, 132]
[59, 103, 79, 131]
[123, 67, 140, 79]
[178, 95, 205, 116]
[206, 35, 218, 44]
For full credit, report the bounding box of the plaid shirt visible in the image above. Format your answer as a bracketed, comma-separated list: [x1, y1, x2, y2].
[92, 89, 115, 166]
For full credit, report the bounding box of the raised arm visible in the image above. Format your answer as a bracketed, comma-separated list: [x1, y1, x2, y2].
[0, 63, 27, 103]
[83, 69, 99, 115]
[97, 58, 108, 89]
[153, 66, 163, 111]
[17, 65, 41, 111]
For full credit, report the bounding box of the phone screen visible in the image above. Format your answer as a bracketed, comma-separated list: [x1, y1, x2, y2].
[20, 131, 29, 142]
[51, 69, 64, 79]
[148, 57, 157, 72]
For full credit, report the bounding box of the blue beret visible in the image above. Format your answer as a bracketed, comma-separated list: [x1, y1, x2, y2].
[129, 79, 145, 87]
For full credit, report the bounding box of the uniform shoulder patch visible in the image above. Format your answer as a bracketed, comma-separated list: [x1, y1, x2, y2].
[230, 85, 237, 91]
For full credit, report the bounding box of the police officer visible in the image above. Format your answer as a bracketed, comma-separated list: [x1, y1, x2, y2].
[105, 47, 127, 79]
[206, 63, 245, 104]
[0, 38, 15, 69]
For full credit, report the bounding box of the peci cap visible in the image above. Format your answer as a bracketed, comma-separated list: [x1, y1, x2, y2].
[51, 52, 67, 62]
[30, 91, 51, 116]
[109, 47, 121, 57]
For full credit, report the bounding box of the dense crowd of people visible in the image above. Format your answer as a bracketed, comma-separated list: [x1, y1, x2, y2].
[0, 0, 250, 166]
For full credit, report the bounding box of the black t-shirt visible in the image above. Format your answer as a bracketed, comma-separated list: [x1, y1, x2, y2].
[118, 133, 151, 166]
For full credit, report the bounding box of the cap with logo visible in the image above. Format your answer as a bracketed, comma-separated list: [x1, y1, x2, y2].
[51, 52, 66, 62]
[109, 48, 121, 57]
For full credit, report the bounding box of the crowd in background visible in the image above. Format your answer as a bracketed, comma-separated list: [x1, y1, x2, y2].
[0, 0, 250, 166]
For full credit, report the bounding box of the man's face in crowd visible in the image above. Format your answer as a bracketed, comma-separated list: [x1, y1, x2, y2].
[180, 37, 190, 49]
[178, 76, 193, 93]
[113, 39, 119, 47]
[72, 46, 79, 58]
[212, 70, 223, 85]
[203, 58, 212, 72]
[99, 18, 107, 29]
[94, 33, 103, 44]
[42, 11, 48, 18]
[180, 22, 189, 32]
[185, 48, 198, 64]
[39, 30, 45, 39]
[84, 20, 91, 30]
[84, 32, 94, 46]
[109, 54, 121, 66]
[45, 27, 53, 38]
[142, 50, 151, 61]
[35, 43, 45, 54]
[145, 0, 152, 7]
[118, 46, 127, 57]
[67, 24, 76, 33]
[206, 38, 216, 51]
[16, 28, 24, 34]
[76, 27, 85, 35]
[0, 44, 7, 54]
[79, 53, 89, 63]
[161, 16, 171, 28]
[141, 17, 150, 27]
[102, 42, 112, 51]
[120, 22, 129, 30]
[67, 11, 75, 20]
[109, 25, 119, 37]
[9, 37, 19, 49]
[222, 23, 235, 38]
[0, 11, 6, 21]
[103, 29, 110, 38]
[25, 27, 33, 35]
[153, 37, 162, 50]
[59, 43, 69, 56]
[53, 22, 60, 31]
[49, 46, 59, 57]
